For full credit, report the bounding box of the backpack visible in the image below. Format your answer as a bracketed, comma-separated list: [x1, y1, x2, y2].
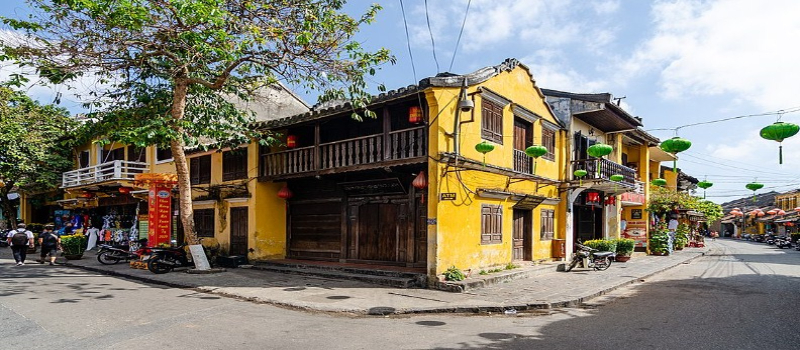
[41, 232, 58, 247]
[11, 230, 28, 246]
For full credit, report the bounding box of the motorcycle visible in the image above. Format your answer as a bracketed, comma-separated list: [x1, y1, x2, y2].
[775, 236, 792, 249]
[147, 244, 193, 274]
[565, 243, 614, 272]
[766, 234, 777, 245]
[97, 239, 151, 265]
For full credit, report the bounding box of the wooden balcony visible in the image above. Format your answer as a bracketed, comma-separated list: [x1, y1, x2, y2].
[62, 160, 149, 188]
[261, 126, 427, 179]
[571, 158, 637, 186]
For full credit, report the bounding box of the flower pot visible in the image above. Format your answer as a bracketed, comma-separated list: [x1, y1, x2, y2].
[63, 254, 84, 260]
[615, 255, 632, 262]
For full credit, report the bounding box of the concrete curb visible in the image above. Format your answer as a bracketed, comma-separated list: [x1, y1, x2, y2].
[61, 249, 708, 316]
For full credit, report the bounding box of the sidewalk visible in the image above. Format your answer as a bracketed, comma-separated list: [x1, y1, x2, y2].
[2, 244, 709, 315]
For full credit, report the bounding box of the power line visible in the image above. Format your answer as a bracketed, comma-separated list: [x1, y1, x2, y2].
[398, 0, 418, 84]
[448, 0, 471, 72]
[646, 106, 800, 133]
[423, 0, 441, 73]
[680, 154, 796, 176]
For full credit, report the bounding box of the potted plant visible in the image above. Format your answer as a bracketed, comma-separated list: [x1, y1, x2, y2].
[60, 233, 87, 260]
[649, 222, 670, 256]
[583, 239, 617, 253]
[674, 223, 689, 250]
[614, 238, 635, 262]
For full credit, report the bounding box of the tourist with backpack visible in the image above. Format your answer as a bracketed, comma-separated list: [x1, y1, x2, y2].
[38, 224, 61, 265]
[6, 223, 34, 266]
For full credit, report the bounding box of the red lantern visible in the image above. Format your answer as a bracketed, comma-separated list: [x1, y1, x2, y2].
[767, 209, 777, 215]
[286, 135, 297, 149]
[118, 187, 131, 194]
[787, 222, 795, 227]
[778, 210, 786, 215]
[408, 106, 423, 124]
[412, 171, 428, 203]
[80, 192, 94, 199]
[277, 184, 293, 200]
[586, 192, 600, 205]
[604, 196, 616, 206]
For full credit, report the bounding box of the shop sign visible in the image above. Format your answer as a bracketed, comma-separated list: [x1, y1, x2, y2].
[622, 220, 648, 248]
[148, 185, 172, 246]
[440, 193, 456, 200]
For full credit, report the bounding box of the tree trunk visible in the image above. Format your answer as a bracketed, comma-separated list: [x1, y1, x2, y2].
[170, 80, 198, 245]
[0, 186, 17, 229]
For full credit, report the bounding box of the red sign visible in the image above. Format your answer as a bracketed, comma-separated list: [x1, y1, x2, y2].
[622, 220, 648, 248]
[620, 192, 645, 205]
[148, 185, 172, 246]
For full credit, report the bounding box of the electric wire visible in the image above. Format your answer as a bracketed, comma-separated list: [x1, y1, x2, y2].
[646, 106, 800, 133]
[448, 0, 472, 72]
[424, 0, 441, 73]
[399, 0, 428, 128]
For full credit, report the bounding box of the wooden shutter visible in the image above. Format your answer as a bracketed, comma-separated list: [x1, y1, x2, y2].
[540, 209, 554, 240]
[193, 209, 215, 238]
[481, 204, 502, 244]
[223, 150, 248, 181]
[542, 128, 555, 161]
[481, 100, 503, 144]
[190, 155, 211, 185]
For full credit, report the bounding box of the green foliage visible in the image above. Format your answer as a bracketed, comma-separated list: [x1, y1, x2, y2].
[443, 266, 466, 281]
[646, 186, 723, 223]
[583, 239, 617, 253]
[614, 238, 635, 256]
[649, 221, 670, 255]
[0, 87, 76, 226]
[504, 262, 519, 270]
[60, 233, 87, 256]
[479, 270, 488, 275]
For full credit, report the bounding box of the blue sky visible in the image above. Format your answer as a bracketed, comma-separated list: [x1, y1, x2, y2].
[3, 0, 800, 205]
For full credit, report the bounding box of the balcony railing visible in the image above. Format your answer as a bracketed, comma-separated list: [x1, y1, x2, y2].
[62, 160, 149, 188]
[513, 149, 533, 174]
[571, 158, 637, 185]
[261, 126, 427, 178]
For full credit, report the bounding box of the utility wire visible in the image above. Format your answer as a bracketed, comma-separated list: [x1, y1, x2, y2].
[647, 106, 800, 133]
[398, 0, 418, 84]
[424, 0, 441, 73]
[448, 0, 472, 72]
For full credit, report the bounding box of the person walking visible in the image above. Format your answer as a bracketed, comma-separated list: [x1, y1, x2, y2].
[6, 223, 35, 266]
[38, 224, 61, 265]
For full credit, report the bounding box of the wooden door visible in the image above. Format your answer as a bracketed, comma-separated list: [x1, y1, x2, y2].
[229, 207, 249, 256]
[356, 202, 403, 262]
[513, 209, 532, 261]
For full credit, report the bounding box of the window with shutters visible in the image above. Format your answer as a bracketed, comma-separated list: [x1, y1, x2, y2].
[190, 155, 212, 185]
[222, 149, 248, 181]
[542, 128, 555, 161]
[156, 146, 173, 162]
[127, 145, 146, 163]
[193, 209, 215, 238]
[481, 204, 503, 244]
[540, 209, 555, 240]
[481, 99, 503, 144]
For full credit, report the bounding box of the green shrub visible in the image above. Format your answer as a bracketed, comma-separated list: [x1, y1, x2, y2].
[479, 270, 488, 275]
[60, 233, 87, 255]
[505, 262, 519, 270]
[649, 223, 670, 255]
[443, 266, 466, 281]
[615, 238, 635, 256]
[583, 239, 617, 252]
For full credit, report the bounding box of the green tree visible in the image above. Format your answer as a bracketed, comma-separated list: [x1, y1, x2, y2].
[647, 186, 723, 223]
[0, 87, 75, 227]
[2, 0, 392, 244]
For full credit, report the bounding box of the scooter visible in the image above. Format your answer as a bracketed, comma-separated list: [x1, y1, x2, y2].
[147, 244, 193, 274]
[565, 243, 614, 272]
[775, 236, 792, 249]
[96, 239, 151, 265]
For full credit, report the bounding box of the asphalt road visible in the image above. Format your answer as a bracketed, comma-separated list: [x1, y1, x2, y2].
[2, 239, 800, 350]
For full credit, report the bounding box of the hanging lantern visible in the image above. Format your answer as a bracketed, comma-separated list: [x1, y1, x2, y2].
[118, 187, 131, 195]
[80, 192, 94, 199]
[778, 209, 786, 215]
[651, 178, 667, 187]
[787, 222, 795, 227]
[757, 211, 766, 217]
[659, 137, 692, 172]
[767, 209, 777, 215]
[277, 184, 293, 200]
[586, 192, 601, 205]
[525, 145, 548, 174]
[760, 121, 800, 164]
[412, 171, 428, 204]
[745, 182, 764, 202]
[408, 106, 424, 124]
[604, 196, 616, 206]
[286, 135, 297, 149]
[609, 174, 624, 192]
[475, 141, 495, 167]
[794, 207, 800, 212]
[587, 143, 613, 158]
[573, 169, 588, 186]
[697, 180, 713, 199]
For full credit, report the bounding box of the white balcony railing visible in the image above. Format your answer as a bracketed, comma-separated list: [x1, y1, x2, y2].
[62, 160, 149, 188]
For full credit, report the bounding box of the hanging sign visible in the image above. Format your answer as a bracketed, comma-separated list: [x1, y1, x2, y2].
[148, 185, 172, 246]
[440, 193, 456, 200]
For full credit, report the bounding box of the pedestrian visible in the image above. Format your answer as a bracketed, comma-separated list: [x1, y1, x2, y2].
[38, 224, 61, 265]
[6, 223, 35, 266]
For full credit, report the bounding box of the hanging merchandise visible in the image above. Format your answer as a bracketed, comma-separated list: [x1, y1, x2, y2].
[651, 178, 667, 187]
[759, 121, 799, 164]
[524, 145, 548, 174]
[475, 141, 495, 167]
[697, 180, 713, 199]
[573, 169, 588, 186]
[412, 171, 428, 204]
[659, 137, 692, 172]
[746, 182, 764, 202]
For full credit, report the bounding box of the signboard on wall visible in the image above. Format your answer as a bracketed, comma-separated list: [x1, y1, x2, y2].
[622, 220, 648, 248]
[631, 209, 643, 219]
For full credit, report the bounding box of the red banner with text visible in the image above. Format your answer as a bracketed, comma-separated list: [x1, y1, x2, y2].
[147, 185, 172, 247]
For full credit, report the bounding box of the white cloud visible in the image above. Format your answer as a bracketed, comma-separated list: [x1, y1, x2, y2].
[625, 0, 800, 110]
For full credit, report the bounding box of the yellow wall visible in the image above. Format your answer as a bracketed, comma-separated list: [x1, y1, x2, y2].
[426, 65, 565, 275]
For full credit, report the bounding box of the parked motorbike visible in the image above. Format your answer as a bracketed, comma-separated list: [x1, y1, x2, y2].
[766, 234, 777, 245]
[565, 243, 614, 272]
[97, 239, 151, 265]
[147, 244, 193, 274]
[775, 236, 792, 249]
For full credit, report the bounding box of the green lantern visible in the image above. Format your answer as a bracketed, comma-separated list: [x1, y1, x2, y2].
[760, 121, 800, 164]
[475, 141, 495, 167]
[587, 143, 613, 158]
[746, 182, 764, 202]
[660, 137, 692, 172]
[573, 169, 588, 186]
[651, 178, 667, 187]
[697, 180, 713, 199]
[609, 174, 624, 191]
[525, 145, 548, 174]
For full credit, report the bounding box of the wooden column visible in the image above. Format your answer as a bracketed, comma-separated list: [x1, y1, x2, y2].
[382, 107, 391, 161]
[314, 122, 321, 171]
